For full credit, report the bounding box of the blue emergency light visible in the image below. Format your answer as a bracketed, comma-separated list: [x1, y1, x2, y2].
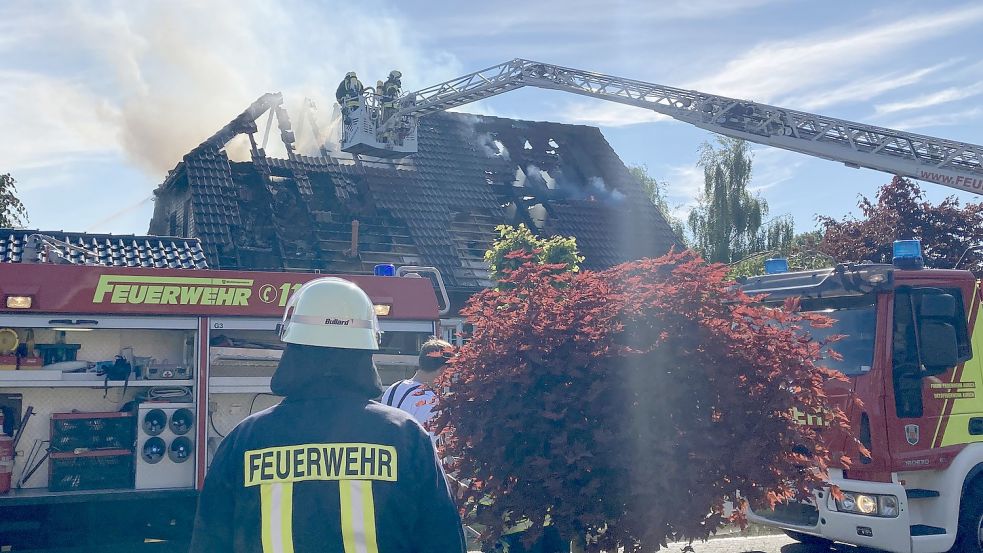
[373, 263, 396, 277]
[892, 240, 924, 270]
[764, 258, 789, 274]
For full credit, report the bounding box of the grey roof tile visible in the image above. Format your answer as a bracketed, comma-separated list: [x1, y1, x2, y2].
[0, 230, 208, 269]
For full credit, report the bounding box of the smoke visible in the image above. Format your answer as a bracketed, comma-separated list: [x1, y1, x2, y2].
[1, 0, 462, 175]
[590, 176, 626, 202]
[476, 132, 510, 160]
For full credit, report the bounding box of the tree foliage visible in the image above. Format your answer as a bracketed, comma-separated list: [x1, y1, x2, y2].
[0, 173, 28, 228]
[435, 250, 857, 552]
[628, 165, 686, 240]
[818, 176, 983, 275]
[484, 224, 583, 282]
[727, 229, 834, 279]
[687, 138, 776, 263]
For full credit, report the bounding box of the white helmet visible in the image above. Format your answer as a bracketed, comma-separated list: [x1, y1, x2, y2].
[278, 277, 380, 350]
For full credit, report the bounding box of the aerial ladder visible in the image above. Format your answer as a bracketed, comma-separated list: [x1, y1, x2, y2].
[339, 59, 982, 196]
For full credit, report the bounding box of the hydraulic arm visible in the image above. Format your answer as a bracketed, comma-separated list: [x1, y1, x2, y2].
[341, 59, 982, 194]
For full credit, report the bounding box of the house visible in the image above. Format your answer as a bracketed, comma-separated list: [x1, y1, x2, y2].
[149, 95, 682, 311]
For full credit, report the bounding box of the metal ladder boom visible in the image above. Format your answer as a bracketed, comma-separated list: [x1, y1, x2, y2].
[389, 59, 983, 195]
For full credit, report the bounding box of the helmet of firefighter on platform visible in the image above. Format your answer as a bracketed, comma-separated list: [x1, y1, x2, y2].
[278, 277, 380, 350]
[389, 70, 401, 79]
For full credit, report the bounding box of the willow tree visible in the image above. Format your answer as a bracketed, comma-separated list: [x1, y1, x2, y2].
[687, 138, 783, 263]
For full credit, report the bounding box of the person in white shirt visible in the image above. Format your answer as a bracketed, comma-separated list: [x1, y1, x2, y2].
[381, 337, 453, 435]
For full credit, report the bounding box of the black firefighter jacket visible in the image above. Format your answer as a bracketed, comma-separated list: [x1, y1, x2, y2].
[189, 388, 467, 553]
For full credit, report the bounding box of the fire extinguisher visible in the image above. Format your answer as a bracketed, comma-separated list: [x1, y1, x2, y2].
[0, 411, 13, 494]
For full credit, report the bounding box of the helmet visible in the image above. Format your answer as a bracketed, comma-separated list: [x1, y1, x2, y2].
[278, 277, 380, 350]
[389, 70, 401, 79]
[346, 72, 356, 78]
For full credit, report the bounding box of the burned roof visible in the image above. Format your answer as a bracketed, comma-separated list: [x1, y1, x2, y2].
[150, 105, 681, 292]
[0, 229, 208, 268]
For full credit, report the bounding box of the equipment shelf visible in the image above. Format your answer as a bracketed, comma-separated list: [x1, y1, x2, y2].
[0, 378, 194, 388]
[0, 486, 197, 507]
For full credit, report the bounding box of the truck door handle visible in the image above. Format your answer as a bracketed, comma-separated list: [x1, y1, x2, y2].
[969, 418, 983, 436]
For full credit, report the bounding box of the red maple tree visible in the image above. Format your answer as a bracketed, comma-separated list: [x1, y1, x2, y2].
[433, 250, 857, 552]
[818, 176, 983, 275]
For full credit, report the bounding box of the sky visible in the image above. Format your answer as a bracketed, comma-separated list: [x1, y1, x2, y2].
[1, 0, 981, 237]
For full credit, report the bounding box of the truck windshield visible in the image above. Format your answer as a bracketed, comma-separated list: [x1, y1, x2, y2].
[799, 296, 877, 376]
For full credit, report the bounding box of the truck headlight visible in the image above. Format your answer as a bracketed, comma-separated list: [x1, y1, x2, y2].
[879, 496, 899, 517]
[856, 494, 877, 514]
[833, 492, 899, 517]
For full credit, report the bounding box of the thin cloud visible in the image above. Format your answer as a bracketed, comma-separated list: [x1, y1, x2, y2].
[553, 99, 671, 127]
[0, 70, 121, 170]
[886, 107, 983, 131]
[748, 148, 802, 193]
[689, 5, 983, 102]
[665, 164, 704, 220]
[783, 60, 959, 111]
[429, 0, 783, 39]
[875, 83, 983, 115]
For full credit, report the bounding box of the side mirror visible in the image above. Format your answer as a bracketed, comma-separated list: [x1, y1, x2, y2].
[918, 321, 959, 375]
[920, 293, 956, 318]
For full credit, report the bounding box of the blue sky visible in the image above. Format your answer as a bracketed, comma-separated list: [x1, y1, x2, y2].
[2, 0, 981, 237]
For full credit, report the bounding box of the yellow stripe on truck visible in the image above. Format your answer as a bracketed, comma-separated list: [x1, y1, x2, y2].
[941, 282, 983, 447]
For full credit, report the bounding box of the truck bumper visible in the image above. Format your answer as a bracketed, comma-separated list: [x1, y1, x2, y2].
[748, 479, 914, 553]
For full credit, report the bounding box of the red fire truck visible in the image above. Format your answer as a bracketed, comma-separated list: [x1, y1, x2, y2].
[743, 242, 983, 553]
[0, 263, 443, 549]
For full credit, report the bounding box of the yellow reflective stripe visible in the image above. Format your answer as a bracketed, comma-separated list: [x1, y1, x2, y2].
[360, 480, 379, 553]
[339, 480, 379, 553]
[260, 483, 295, 553]
[261, 485, 274, 553]
[280, 483, 295, 553]
[340, 481, 357, 553]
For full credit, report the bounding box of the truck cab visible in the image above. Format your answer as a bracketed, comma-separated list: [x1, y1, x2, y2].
[744, 244, 983, 553]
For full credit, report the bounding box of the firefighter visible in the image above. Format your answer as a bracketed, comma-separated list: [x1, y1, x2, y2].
[335, 71, 364, 120]
[381, 70, 402, 122]
[189, 277, 467, 553]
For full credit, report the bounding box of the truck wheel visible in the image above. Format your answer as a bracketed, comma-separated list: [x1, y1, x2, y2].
[954, 479, 983, 553]
[783, 530, 833, 548]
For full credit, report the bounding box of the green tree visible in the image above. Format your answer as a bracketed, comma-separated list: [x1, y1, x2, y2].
[484, 224, 583, 283]
[687, 137, 782, 263]
[727, 228, 834, 279]
[0, 173, 28, 228]
[628, 165, 686, 240]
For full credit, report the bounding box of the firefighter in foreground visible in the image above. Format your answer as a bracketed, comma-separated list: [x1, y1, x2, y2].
[189, 277, 467, 553]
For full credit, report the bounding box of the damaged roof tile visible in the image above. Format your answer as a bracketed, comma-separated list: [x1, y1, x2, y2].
[150, 110, 682, 290]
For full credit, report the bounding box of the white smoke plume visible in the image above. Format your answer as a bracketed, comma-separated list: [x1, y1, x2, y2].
[0, 0, 462, 175]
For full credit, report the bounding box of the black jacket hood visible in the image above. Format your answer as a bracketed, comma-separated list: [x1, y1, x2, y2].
[271, 343, 382, 399]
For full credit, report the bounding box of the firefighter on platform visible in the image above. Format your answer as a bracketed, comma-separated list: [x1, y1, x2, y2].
[381, 70, 402, 122]
[335, 71, 364, 121]
[189, 277, 467, 553]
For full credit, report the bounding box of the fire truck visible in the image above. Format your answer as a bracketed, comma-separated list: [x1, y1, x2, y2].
[736, 243, 983, 553]
[0, 262, 444, 548]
